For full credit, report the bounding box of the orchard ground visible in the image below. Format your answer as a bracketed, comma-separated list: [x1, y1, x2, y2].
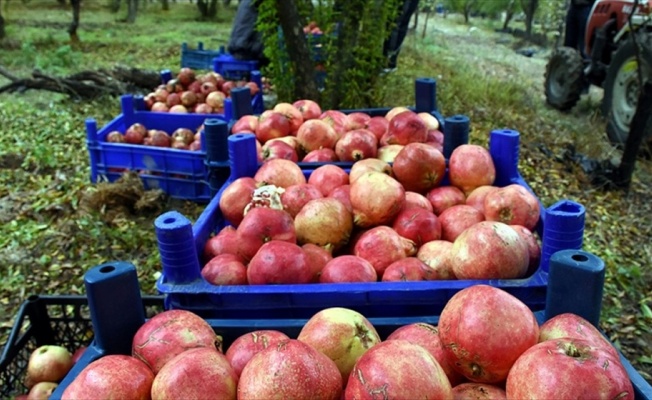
[0, 2, 650, 381]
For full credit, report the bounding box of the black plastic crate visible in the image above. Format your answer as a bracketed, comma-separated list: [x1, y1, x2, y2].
[0, 295, 163, 398]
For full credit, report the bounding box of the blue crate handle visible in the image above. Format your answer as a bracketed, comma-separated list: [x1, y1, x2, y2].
[443, 115, 470, 158]
[414, 77, 437, 113]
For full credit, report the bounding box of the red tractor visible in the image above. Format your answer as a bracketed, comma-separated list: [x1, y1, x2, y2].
[544, 0, 652, 146]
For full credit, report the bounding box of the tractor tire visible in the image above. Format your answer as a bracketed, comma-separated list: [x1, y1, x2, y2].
[602, 34, 652, 146]
[544, 47, 585, 111]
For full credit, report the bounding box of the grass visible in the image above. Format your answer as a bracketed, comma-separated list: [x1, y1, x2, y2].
[1, 1, 651, 381]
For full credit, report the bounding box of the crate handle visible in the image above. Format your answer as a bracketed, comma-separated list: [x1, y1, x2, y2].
[443, 115, 470, 159]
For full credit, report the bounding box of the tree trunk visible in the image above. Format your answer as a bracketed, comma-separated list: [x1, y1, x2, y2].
[197, 0, 217, 17]
[69, 0, 81, 42]
[422, 9, 430, 39]
[208, 0, 217, 16]
[276, 0, 319, 101]
[161, 0, 169, 10]
[521, 0, 538, 37]
[463, 7, 470, 24]
[111, 0, 121, 12]
[127, 0, 138, 23]
[614, 82, 652, 189]
[58, 0, 67, 6]
[410, 9, 418, 32]
[0, 0, 4, 40]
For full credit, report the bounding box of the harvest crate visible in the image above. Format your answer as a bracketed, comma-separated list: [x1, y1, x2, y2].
[30, 257, 652, 400]
[223, 77, 443, 169]
[85, 96, 233, 202]
[212, 53, 260, 82]
[153, 129, 586, 319]
[0, 293, 162, 398]
[180, 42, 225, 71]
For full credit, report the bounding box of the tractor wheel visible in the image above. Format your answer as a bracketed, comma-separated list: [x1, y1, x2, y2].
[602, 34, 652, 146]
[544, 47, 585, 111]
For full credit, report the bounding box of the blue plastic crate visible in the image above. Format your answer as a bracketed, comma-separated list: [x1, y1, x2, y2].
[212, 54, 259, 82]
[85, 96, 234, 202]
[180, 42, 225, 71]
[152, 128, 587, 319]
[38, 257, 652, 399]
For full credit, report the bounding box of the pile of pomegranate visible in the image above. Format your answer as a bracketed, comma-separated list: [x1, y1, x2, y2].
[56, 287, 635, 399]
[142, 67, 260, 115]
[205, 142, 542, 285]
[105, 122, 203, 151]
[231, 103, 444, 164]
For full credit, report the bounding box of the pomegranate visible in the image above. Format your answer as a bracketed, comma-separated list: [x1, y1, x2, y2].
[386, 323, 465, 387]
[319, 109, 347, 137]
[268, 136, 301, 154]
[151, 348, 238, 400]
[416, 240, 456, 280]
[506, 338, 634, 400]
[106, 131, 125, 143]
[151, 101, 169, 112]
[238, 339, 342, 399]
[450, 221, 529, 279]
[417, 112, 440, 130]
[61, 355, 154, 400]
[222, 81, 236, 96]
[169, 104, 188, 114]
[335, 129, 378, 161]
[538, 313, 620, 358]
[448, 144, 496, 195]
[25, 345, 72, 389]
[302, 243, 333, 282]
[376, 144, 404, 162]
[511, 224, 541, 276]
[327, 184, 352, 213]
[319, 255, 378, 283]
[403, 191, 434, 212]
[273, 102, 304, 133]
[200, 81, 217, 94]
[171, 128, 194, 145]
[124, 123, 147, 145]
[231, 115, 259, 134]
[203, 226, 240, 262]
[177, 67, 195, 86]
[180, 91, 197, 108]
[353, 226, 416, 276]
[381, 110, 428, 145]
[366, 116, 389, 141]
[201, 254, 247, 285]
[344, 112, 371, 131]
[307, 164, 349, 196]
[392, 142, 446, 193]
[154, 87, 169, 102]
[350, 171, 405, 227]
[195, 103, 213, 114]
[483, 184, 540, 231]
[225, 330, 291, 377]
[280, 183, 323, 218]
[392, 207, 441, 247]
[294, 198, 353, 253]
[254, 158, 306, 188]
[451, 383, 507, 399]
[205, 91, 226, 109]
[296, 119, 339, 153]
[302, 148, 339, 162]
[132, 309, 219, 374]
[166, 78, 183, 93]
[465, 185, 499, 213]
[166, 92, 181, 108]
[385, 106, 410, 122]
[425, 129, 445, 151]
[261, 140, 299, 162]
[381, 257, 431, 281]
[427, 186, 467, 215]
[438, 204, 485, 242]
[438, 285, 539, 383]
[27, 382, 58, 400]
[255, 111, 291, 143]
[292, 99, 322, 121]
[345, 340, 453, 400]
[297, 307, 381, 385]
[236, 207, 296, 261]
[348, 158, 393, 183]
[218, 177, 257, 226]
[246, 81, 260, 96]
[247, 241, 312, 284]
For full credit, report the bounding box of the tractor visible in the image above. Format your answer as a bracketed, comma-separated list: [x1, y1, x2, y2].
[544, 0, 652, 146]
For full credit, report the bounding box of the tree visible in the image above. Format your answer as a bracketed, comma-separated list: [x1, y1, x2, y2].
[161, 0, 169, 10]
[0, 0, 5, 40]
[197, 0, 218, 18]
[477, 0, 521, 31]
[519, 0, 538, 37]
[443, 0, 480, 24]
[69, 0, 81, 42]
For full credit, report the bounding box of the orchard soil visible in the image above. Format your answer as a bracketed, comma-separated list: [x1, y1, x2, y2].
[0, 3, 650, 382]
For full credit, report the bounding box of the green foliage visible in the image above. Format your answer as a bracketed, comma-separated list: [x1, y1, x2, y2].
[257, 0, 400, 109]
